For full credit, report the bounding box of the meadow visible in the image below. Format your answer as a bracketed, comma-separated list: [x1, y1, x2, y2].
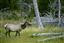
[0, 20, 64, 43]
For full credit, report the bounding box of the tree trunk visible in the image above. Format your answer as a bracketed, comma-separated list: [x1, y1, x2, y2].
[33, 0, 44, 31]
[58, 0, 61, 26]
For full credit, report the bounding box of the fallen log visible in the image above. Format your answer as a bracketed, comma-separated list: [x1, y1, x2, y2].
[38, 35, 64, 42]
[32, 33, 64, 36]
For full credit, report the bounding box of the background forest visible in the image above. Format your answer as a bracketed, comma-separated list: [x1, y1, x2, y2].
[0, 0, 64, 20]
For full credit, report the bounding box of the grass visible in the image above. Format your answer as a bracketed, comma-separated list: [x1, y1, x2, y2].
[0, 20, 64, 43]
[0, 27, 43, 43]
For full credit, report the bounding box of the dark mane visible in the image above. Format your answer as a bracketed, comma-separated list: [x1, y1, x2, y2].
[21, 21, 31, 29]
[21, 24, 26, 29]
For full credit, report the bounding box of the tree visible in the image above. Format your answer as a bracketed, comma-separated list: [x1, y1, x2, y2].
[58, 0, 61, 26]
[33, 0, 44, 31]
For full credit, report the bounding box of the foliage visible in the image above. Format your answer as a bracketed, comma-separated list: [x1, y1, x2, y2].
[0, 0, 64, 20]
[38, 0, 49, 13]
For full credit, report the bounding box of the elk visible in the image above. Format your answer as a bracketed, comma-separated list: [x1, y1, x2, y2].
[4, 21, 31, 37]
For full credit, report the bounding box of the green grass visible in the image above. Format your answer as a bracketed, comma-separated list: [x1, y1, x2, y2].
[0, 21, 64, 43]
[0, 27, 44, 43]
[0, 26, 64, 43]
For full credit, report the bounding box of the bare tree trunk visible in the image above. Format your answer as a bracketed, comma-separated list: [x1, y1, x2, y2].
[58, 0, 61, 26]
[33, 0, 44, 31]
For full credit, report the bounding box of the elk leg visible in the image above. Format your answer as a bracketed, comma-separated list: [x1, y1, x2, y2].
[17, 31, 20, 36]
[15, 31, 20, 36]
[5, 31, 8, 37]
[15, 31, 18, 36]
[8, 30, 10, 37]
